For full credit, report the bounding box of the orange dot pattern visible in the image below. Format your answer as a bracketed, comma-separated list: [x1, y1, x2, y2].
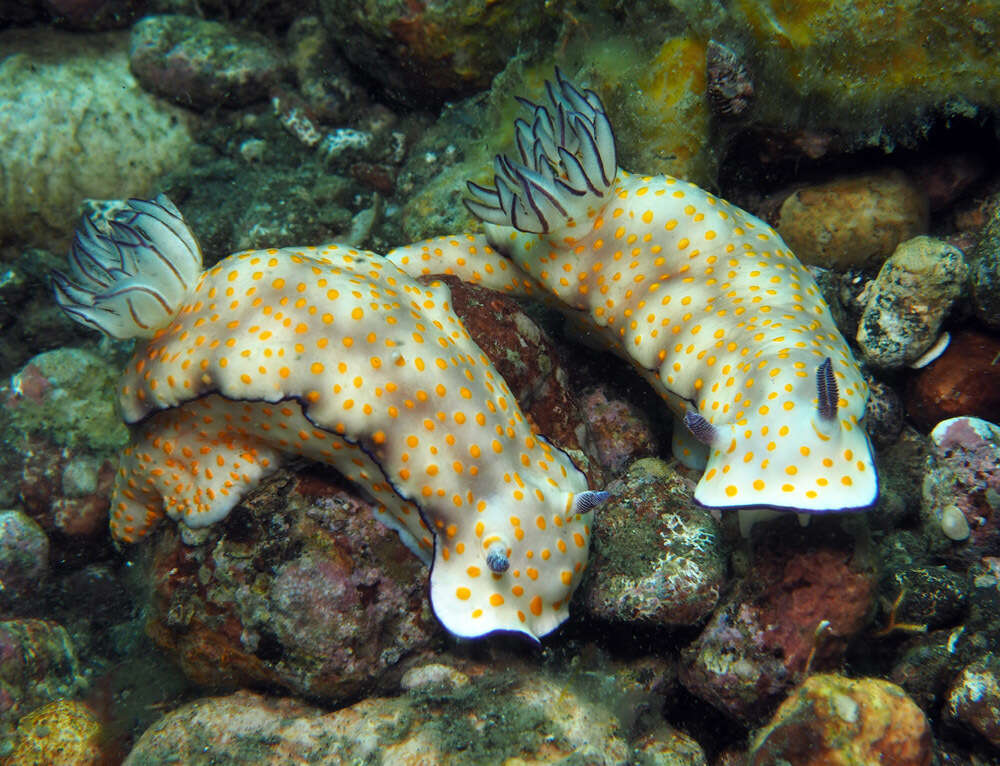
[469, 170, 878, 513]
[111, 243, 594, 640]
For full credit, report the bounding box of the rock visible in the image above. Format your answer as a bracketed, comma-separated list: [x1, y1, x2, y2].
[316, 0, 556, 102]
[428, 275, 603, 484]
[729, 0, 1000, 144]
[583, 459, 725, 628]
[855, 236, 967, 369]
[971, 202, 1000, 330]
[920, 417, 1000, 558]
[129, 15, 285, 110]
[680, 520, 875, 724]
[124, 653, 699, 765]
[0, 619, 87, 745]
[285, 16, 365, 124]
[42, 0, 138, 29]
[777, 171, 928, 270]
[0, 511, 49, 611]
[624, 35, 715, 184]
[876, 565, 969, 635]
[579, 386, 660, 475]
[863, 375, 904, 449]
[946, 656, 1000, 748]
[0, 28, 192, 249]
[0, 350, 127, 541]
[747, 674, 932, 766]
[905, 330, 1000, 430]
[144, 470, 439, 702]
[6, 698, 105, 766]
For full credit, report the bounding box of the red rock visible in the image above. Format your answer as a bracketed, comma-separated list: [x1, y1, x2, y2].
[144, 469, 439, 701]
[905, 329, 1000, 431]
[748, 674, 932, 766]
[428, 275, 602, 484]
[680, 521, 876, 724]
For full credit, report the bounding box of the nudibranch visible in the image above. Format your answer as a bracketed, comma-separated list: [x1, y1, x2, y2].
[389, 71, 877, 515]
[52, 196, 607, 640]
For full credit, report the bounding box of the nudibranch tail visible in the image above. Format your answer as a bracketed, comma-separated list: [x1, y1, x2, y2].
[52, 195, 202, 340]
[464, 68, 617, 235]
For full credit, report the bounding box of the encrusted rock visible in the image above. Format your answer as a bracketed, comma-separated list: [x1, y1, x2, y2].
[579, 386, 660, 476]
[0, 28, 192, 248]
[863, 374, 904, 449]
[316, 0, 556, 101]
[0, 619, 87, 745]
[583, 459, 724, 628]
[680, 520, 875, 724]
[855, 236, 967, 369]
[920, 416, 1000, 559]
[777, 170, 928, 270]
[970, 200, 1000, 330]
[129, 15, 285, 109]
[0, 350, 126, 542]
[946, 656, 1000, 748]
[748, 674, 932, 766]
[6, 698, 105, 766]
[0, 511, 49, 611]
[123, 653, 697, 765]
[144, 470, 439, 702]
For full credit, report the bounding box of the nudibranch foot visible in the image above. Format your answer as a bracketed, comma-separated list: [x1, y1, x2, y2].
[56, 196, 608, 640]
[461, 73, 878, 516]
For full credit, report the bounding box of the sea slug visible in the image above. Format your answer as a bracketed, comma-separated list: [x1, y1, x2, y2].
[52, 196, 607, 639]
[390, 71, 877, 516]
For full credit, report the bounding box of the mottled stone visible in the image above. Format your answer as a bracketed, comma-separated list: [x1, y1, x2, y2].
[906, 330, 1000, 431]
[777, 171, 928, 270]
[681, 521, 875, 724]
[863, 375, 904, 449]
[920, 417, 1000, 558]
[0, 28, 192, 249]
[129, 15, 285, 109]
[0, 350, 125, 541]
[855, 236, 967, 369]
[583, 459, 724, 628]
[971, 200, 1000, 330]
[0, 511, 49, 611]
[6, 698, 105, 766]
[123, 652, 695, 765]
[579, 387, 659, 475]
[144, 470, 439, 702]
[748, 674, 932, 766]
[0, 620, 87, 745]
[317, 0, 556, 102]
[285, 16, 365, 124]
[946, 657, 1000, 748]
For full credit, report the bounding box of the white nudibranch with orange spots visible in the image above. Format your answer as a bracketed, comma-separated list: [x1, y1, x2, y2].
[52, 195, 607, 640]
[390, 71, 877, 517]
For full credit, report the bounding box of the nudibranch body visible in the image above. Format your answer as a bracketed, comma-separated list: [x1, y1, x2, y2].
[53, 196, 606, 640]
[392, 73, 877, 514]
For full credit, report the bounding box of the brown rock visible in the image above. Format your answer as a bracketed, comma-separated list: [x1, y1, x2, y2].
[748, 674, 932, 766]
[777, 170, 928, 270]
[905, 329, 1000, 431]
[426, 275, 602, 484]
